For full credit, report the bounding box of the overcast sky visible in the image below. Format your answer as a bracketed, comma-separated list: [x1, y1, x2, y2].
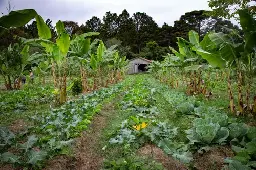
[0, 0, 211, 26]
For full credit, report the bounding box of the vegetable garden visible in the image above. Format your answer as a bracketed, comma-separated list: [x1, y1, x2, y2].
[1, 3, 256, 170]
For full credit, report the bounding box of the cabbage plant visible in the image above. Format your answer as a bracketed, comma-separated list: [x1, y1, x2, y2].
[186, 117, 229, 145]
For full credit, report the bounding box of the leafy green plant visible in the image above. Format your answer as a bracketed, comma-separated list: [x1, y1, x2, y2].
[186, 117, 229, 145]
[103, 155, 164, 170]
[71, 78, 82, 95]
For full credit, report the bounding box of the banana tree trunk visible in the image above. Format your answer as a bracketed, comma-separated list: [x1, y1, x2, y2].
[80, 66, 87, 93]
[59, 61, 67, 104]
[193, 71, 197, 94]
[237, 70, 243, 114]
[253, 96, 256, 114]
[42, 76, 46, 85]
[52, 62, 57, 88]
[246, 75, 251, 112]
[6, 76, 13, 90]
[228, 71, 234, 113]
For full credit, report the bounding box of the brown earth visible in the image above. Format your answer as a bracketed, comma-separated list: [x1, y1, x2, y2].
[193, 146, 234, 170]
[138, 144, 188, 170]
[8, 119, 27, 133]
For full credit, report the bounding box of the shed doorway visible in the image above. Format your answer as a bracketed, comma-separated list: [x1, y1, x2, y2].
[138, 64, 148, 72]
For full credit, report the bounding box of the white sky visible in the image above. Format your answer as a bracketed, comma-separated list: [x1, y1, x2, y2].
[0, 0, 212, 26]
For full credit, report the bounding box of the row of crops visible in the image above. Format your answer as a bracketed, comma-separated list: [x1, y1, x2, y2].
[148, 9, 256, 116]
[0, 81, 126, 168]
[101, 75, 256, 170]
[0, 10, 127, 105]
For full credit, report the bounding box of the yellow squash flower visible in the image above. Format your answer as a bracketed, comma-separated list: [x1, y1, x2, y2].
[133, 122, 147, 131]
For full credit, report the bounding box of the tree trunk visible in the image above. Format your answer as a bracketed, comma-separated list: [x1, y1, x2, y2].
[253, 96, 256, 114]
[59, 61, 67, 104]
[237, 70, 243, 114]
[246, 76, 251, 112]
[80, 66, 87, 93]
[193, 71, 197, 94]
[228, 71, 234, 113]
[6, 76, 13, 90]
[52, 62, 57, 88]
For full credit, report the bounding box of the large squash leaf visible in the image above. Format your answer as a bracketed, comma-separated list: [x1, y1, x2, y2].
[27, 150, 47, 165]
[1, 152, 20, 164]
[19, 135, 38, 152]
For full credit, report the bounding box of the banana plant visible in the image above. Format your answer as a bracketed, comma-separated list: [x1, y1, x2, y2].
[0, 42, 32, 90]
[192, 9, 256, 114]
[30, 15, 70, 104]
[169, 32, 209, 95]
[69, 32, 99, 93]
[0, 9, 37, 35]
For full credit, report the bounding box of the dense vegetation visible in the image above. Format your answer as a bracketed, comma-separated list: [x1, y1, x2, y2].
[0, 0, 256, 169]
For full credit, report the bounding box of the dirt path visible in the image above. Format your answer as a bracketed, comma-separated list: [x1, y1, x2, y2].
[45, 101, 116, 170]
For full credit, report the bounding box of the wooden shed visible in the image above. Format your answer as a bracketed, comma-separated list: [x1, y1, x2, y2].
[128, 57, 152, 74]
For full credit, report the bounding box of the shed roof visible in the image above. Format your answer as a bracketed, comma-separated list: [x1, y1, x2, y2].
[130, 57, 152, 63]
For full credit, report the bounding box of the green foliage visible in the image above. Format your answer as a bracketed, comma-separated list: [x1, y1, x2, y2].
[71, 78, 82, 95]
[0, 85, 54, 113]
[228, 123, 248, 139]
[0, 82, 125, 168]
[186, 118, 229, 145]
[175, 102, 195, 115]
[0, 9, 37, 35]
[35, 15, 51, 39]
[103, 155, 164, 170]
[208, 0, 253, 18]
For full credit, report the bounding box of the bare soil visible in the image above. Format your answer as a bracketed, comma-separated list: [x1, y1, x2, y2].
[138, 144, 188, 170]
[8, 119, 27, 133]
[193, 146, 234, 170]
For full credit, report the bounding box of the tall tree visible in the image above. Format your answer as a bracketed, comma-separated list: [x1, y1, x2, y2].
[208, 0, 255, 18]
[63, 21, 79, 35]
[173, 10, 210, 39]
[101, 12, 119, 40]
[85, 16, 102, 32]
[117, 9, 136, 47]
[157, 23, 176, 47]
[133, 12, 158, 53]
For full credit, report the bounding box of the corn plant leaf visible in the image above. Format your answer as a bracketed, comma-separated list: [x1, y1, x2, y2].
[35, 15, 51, 39]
